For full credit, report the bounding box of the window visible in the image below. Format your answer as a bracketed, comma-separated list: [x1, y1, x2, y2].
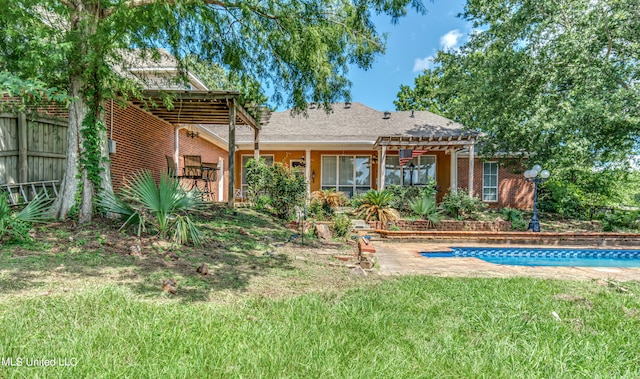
[321, 155, 371, 197]
[483, 162, 498, 202]
[385, 155, 436, 186]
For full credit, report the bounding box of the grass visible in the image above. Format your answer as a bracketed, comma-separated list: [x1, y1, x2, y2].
[1, 277, 640, 378]
[2, 204, 640, 377]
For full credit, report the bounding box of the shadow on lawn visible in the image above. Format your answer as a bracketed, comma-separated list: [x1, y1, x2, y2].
[0, 207, 303, 302]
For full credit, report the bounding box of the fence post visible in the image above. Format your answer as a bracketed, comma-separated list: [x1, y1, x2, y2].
[18, 112, 28, 183]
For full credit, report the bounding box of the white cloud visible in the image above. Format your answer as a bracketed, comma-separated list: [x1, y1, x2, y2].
[413, 56, 434, 72]
[440, 29, 463, 51]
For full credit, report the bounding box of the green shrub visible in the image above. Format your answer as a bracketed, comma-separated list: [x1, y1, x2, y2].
[245, 159, 306, 219]
[595, 210, 640, 232]
[332, 214, 351, 237]
[409, 195, 442, 228]
[440, 189, 486, 220]
[245, 158, 272, 205]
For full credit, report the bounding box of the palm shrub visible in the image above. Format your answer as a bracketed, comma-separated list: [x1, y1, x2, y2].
[355, 189, 400, 224]
[311, 189, 347, 215]
[409, 194, 442, 228]
[0, 193, 51, 243]
[387, 182, 437, 215]
[500, 207, 527, 231]
[98, 170, 206, 246]
[441, 189, 486, 220]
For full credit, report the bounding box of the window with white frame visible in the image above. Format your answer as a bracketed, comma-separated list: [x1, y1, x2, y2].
[385, 155, 436, 186]
[483, 162, 498, 202]
[321, 155, 371, 197]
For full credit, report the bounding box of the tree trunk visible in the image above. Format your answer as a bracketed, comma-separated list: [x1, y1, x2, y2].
[98, 100, 114, 199]
[51, 75, 84, 220]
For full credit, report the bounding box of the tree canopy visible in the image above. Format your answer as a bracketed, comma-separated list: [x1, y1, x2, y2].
[1, 0, 426, 222]
[395, 0, 640, 169]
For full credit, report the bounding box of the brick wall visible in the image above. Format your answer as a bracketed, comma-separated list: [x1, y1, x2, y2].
[107, 101, 228, 201]
[176, 129, 228, 201]
[457, 157, 532, 210]
[368, 219, 512, 231]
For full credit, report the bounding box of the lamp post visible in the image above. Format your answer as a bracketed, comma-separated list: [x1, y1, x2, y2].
[408, 163, 415, 186]
[524, 165, 550, 232]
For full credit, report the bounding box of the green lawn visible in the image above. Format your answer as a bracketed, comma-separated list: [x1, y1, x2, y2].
[2, 277, 639, 378]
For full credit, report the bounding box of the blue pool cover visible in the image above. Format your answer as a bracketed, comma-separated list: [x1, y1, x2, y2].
[420, 247, 640, 268]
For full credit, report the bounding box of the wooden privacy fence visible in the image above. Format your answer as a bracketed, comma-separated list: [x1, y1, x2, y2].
[0, 113, 67, 203]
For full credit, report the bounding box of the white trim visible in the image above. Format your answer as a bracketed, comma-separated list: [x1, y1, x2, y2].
[482, 161, 499, 202]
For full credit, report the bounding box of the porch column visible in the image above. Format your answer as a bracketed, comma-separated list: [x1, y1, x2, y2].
[227, 102, 236, 208]
[468, 144, 475, 196]
[173, 125, 184, 174]
[378, 146, 387, 190]
[253, 128, 260, 160]
[218, 157, 224, 202]
[305, 149, 311, 199]
[450, 149, 458, 194]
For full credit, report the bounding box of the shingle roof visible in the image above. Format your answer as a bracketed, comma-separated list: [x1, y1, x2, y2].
[200, 102, 478, 145]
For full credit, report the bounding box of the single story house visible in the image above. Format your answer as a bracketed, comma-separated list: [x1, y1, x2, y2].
[2, 50, 532, 209]
[200, 102, 532, 209]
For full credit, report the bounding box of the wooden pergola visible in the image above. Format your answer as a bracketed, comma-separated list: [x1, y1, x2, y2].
[130, 90, 262, 207]
[374, 134, 478, 194]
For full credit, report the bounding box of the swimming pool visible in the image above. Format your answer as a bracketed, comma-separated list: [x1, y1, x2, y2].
[420, 247, 640, 268]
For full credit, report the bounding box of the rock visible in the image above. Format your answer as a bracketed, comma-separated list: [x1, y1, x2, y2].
[350, 266, 368, 277]
[162, 279, 177, 294]
[315, 224, 332, 240]
[196, 263, 209, 275]
[128, 244, 141, 256]
[359, 259, 374, 269]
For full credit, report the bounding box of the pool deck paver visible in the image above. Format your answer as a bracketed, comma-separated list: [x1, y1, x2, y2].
[375, 241, 640, 281]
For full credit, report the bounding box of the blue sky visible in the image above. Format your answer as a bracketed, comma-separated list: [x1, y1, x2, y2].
[346, 0, 469, 111]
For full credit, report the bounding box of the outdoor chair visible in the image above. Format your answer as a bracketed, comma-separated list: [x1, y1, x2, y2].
[183, 155, 202, 178]
[166, 155, 179, 177]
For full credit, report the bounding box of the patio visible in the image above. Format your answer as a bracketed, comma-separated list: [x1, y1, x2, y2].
[375, 241, 640, 281]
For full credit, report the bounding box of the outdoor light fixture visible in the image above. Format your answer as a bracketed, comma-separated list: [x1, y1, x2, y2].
[186, 126, 199, 139]
[409, 163, 416, 186]
[524, 164, 551, 232]
[311, 170, 316, 183]
[371, 155, 378, 165]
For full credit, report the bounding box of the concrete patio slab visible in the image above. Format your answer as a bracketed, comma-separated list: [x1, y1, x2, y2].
[375, 241, 640, 281]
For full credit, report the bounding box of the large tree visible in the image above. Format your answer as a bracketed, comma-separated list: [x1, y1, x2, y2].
[1, 0, 426, 223]
[395, 0, 640, 169]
